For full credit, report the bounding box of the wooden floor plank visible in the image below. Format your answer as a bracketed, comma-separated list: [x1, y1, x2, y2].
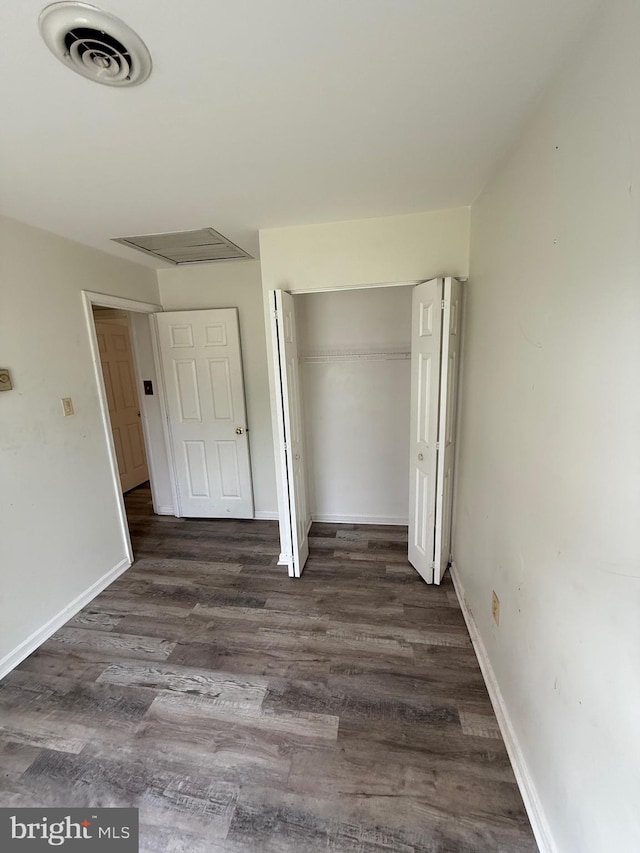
[96, 661, 268, 706]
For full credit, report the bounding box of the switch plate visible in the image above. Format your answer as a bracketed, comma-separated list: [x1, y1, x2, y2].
[61, 397, 74, 416]
[143, 380, 154, 396]
[0, 368, 12, 391]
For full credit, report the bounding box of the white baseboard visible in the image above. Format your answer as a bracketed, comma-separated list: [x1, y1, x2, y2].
[450, 562, 555, 853]
[155, 507, 278, 520]
[0, 556, 131, 681]
[311, 513, 408, 526]
[155, 505, 175, 516]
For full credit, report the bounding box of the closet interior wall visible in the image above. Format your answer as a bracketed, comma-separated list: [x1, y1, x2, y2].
[295, 286, 413, 525]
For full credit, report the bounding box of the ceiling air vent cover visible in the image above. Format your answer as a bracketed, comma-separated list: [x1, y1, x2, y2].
[39, 2, 152, 87]
[113, 228, 253, 265]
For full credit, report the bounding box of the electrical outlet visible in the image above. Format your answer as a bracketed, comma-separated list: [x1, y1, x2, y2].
[492, 591, 500, 625]
[61, 397, 74, 416]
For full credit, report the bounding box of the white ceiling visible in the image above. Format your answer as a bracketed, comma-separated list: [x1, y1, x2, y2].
[0, 0, 600, 267]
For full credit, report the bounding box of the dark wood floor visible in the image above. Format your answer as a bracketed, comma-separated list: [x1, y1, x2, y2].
[0, 485, 536, 852]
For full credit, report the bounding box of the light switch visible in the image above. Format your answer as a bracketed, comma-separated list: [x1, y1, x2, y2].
[61, 397, 74, 416]
[0, 368, 12, 391]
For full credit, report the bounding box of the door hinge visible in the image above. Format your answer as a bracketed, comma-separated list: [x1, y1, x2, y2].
[441, 300, 446, 310]
[436, 441, 440, 450]
[274, 310, 279, 320]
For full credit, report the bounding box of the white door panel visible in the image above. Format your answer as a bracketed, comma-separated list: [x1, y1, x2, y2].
[273, 290, 310, 577]
[95, 320, 149, 493]
[434, 277, 463, 583]
[408, 279, 443, 583]
[156, 308, 254, 519]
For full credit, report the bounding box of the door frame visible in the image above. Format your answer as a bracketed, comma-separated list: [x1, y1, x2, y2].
[266, 279, 427, 572]
[82, 290, 165, 564]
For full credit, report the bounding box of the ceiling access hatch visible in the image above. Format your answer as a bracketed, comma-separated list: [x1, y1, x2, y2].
[113, 228, 252, 264]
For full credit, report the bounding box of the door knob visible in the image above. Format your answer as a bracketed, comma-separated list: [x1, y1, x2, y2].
[235, 427, 244, 435]
[418, 452, 424, 461]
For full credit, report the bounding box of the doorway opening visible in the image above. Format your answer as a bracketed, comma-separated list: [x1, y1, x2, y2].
[82, 290, 168, 564]
[92, 308, 150, 494]
[295, 285, 414, 587]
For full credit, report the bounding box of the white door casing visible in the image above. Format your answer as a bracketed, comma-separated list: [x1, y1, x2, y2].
[95, 320, 149, 493]
[408, 279, 443, 583]
[273, 290, 310, 577]
[156, 308, 254, 519]
[434, 277, 462, 583]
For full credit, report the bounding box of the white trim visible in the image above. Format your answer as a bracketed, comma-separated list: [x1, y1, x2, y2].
[450, 561, 555, 853]
[156, 504, 175, 515]
[288, 280, 423, 295]
[254, 510, 279, 520]
[128, 313, 162, 515]
[82, 290, 162, 313]
[0, 557, 131, 681]
[270, 291, 294, 577]
[311, 513, 408, 526]
[82, 293, 135, 563]
[149, 313, 182, 517]
[450, 279, 468, 574]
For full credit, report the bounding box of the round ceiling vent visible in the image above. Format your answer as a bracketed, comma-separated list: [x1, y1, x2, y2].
[39, 2, 152, 87]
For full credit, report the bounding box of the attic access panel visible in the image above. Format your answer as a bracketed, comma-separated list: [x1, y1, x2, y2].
[113, 228, 252, 264]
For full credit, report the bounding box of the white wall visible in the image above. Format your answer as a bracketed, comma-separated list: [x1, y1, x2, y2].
[157, 260, 277, 516]
[259, 207, 470, 293]
[0, 215, 159, 673]
[454, 1, 640, 850]
[296, 287, 413, 524]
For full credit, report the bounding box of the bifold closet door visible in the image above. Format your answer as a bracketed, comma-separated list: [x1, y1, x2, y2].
[408, 279, 443, 583]
[272, 290, 310, 577]
[434, 277, 462, 583]
[156, 308, 254, 519]
[408, 277, 462, 585]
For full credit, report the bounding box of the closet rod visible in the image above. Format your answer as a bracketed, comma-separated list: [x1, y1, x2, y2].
[302, 349, 410, 364]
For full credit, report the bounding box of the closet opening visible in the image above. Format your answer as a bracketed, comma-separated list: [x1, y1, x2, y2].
[295, 285, 413, 529]
[271, 277, 463, 583]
